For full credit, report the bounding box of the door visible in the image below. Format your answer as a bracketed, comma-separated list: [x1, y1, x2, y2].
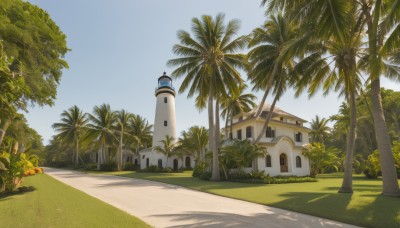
[280, 153, 288, 172]
[173, 159, 178, 171]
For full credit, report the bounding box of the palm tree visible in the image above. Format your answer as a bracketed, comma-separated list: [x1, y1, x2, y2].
[86, 104, 116, 170]
[220, 84, 256, 139]
[302, 143, 341, 178]
[220, 139, 266, 176]
[153, 135, 176, 167]
[359, 0, 400, 196]
[128, 114, 153, 153]
[309, 116, 331, 143]
[247, 12, 300, 143]
[52, 105, 88, 167]
[178, 126, 208, 162]
[115, 109, 133, 171]
[167, 14, 248, 181]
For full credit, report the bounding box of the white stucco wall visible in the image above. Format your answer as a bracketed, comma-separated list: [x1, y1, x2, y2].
[229, 116, 311, 176]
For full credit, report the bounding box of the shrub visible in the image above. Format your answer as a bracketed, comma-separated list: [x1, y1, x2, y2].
[18, 186, 36, 193]
[161, 167, 173, 173]
[199, 172, 212, 180]
[34, 167, 43, 174]
[100, 162, 117, 172]
[123, 162, 140, 171]
[83, 163, 98, 171]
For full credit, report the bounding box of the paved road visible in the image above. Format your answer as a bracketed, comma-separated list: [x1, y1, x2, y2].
[45, 168, 358, 228]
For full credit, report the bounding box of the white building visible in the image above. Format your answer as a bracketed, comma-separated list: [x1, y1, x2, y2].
[227, 103, 311, 176]
[139, 72, 195, 170]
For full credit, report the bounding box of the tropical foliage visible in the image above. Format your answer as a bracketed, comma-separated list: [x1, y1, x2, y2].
[302, 143, 341, 178]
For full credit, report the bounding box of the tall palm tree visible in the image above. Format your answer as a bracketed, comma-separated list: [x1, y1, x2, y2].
[167, 14, 248, 181]
[86, 104, 116, 170]
[359, 0, 400, 196]
[247, 12, 300, 143]
[153, 135, 176, 167]
[115, 109, 132, 171]
[294, 12, 364, 193]
[52, 105, 88, 167]
[220, 84, 256, 139]
[309, 116, 331, 143]
[128, 114, 153, 153]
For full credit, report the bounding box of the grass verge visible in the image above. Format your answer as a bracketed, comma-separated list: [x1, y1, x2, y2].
[0, 174, 150, 228]
[101, 170, 399, 228]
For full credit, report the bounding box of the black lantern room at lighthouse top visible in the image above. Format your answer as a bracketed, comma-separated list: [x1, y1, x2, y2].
[155, 72, 175, 96]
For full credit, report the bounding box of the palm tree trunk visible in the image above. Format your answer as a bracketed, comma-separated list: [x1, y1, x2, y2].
[119, 127, 123, 171]
[254, 95, 279, 144]
[209, 92, 219, 181]
[0, 118, 12, 146]
[224, 113, 229, 139]
[75, 138, 79, 167]
[363, 1, 400, 196]
[339, 90, 356, 193]
[370, 78, 400, 196]
[254, 75, 274, 118]
[230, 114, 234, 140]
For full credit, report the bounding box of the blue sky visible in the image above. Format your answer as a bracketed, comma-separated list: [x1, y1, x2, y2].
[27, 0, 398, 144]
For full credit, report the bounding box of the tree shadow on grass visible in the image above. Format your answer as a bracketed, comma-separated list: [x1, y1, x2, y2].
[270, 191, 400, 228]
[150, 211, 352, 228]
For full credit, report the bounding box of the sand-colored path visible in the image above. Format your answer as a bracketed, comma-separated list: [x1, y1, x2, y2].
[45, 168, 358, 228]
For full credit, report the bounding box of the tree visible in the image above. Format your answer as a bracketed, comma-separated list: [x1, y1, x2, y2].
[220, 139, 266, 176]
[153, 135, 176, 167]
[52, 106, 88, 167]
[360, 0, 400, 196]
[247, 12, 300, 143]
[0, 0, 69, 145]
[309, 116, 331, 143]
[86, 104, 116, 170]
[302, 143, 341, 178]
[128, 114, 153, 153]
[178, 126, 208, 162]
[220, 84, 256, 138]
[167, 14, 248, 181]
[115, 110, 132, 171]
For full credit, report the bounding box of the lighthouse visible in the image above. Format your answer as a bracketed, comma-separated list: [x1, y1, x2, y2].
[139, 72, 194, 170]
[152, 72, 177, 148]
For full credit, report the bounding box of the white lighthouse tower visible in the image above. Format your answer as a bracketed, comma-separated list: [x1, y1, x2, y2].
[152, 72, 177, 147]
[139, 72, 179, 169]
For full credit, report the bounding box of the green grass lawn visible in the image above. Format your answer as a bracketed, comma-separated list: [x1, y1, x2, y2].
[102, 170, 400, 228]
[0, 174, 150, 228]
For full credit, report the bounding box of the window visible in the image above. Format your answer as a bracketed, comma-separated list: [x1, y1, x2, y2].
[146, 158, 149, 168]
[164, 97, 167, 103]
[185, 157, 191, 168]
[158, 159, 163, 168]
[296, 156, 302, 168]
[265, 155, 272, 167]
[246, 126, 252, 138]
[266, 127, 275, 138]
[237, 129, 242, 140]
[295, 132, 302, 142]
[164, 120, 167, 126]
[280, 117, 284, 122]
[247, 160, 252, 168]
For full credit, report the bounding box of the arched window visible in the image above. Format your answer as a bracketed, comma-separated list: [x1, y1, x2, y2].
[185, 157, 191, 168]
[295, 132, 302, 142]
[246, 126, 252, 138]
[158, 159, 163, 168]
[296, 156, 302, 168]
[146, 158, 149, 168]
[164, 97, 168, 103]
[134, 159, 138, 165]
[164, 120, 168, 126]
[265, 155, 272, 167]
